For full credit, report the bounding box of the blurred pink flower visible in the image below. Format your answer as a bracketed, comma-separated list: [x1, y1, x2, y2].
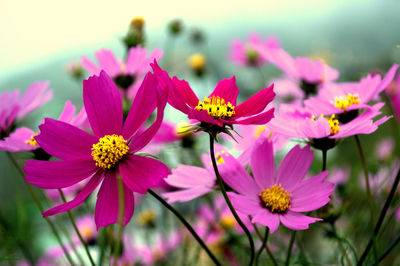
[386, 72, 400, 120]
[229, 33, 280, 67]
[81, 46, 163, 100]
[219, 138, 333, 233]
[376, 137, 395, 161]
[24, 71, 168, 229]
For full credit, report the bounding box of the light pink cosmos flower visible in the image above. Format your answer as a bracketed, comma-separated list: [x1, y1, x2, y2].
[162, 144, 228, 203]
[229, 33, 280, 67]
[219, 138, 333, 233]
[24, 70, 168, 229]
[304, 64, 399, 121]
[152, 61, 275, 128]
[0, 100, 86, 152]
[376, 137, 395, 162]
[0, 81, 52, 139]
[81, 46, 163, 100]
[386, 71, 400, 120]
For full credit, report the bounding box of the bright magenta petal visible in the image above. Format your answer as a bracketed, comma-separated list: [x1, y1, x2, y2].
[276, 145, 314, 191]
[251, 210, 280, 233]
[279, 211, 321, 231]
[119, 155, 168, 194]
[24, 159, 97, 189]
[251, 138, 275, 189]
[234, 84, 275, 118]
[227, 192, 262, 215]
[209, 76, 239, 105]
[36, 118, 97, 160]
[225, 108, 274, 125]
[83, 71, 123, 137]
[95, 172, 135, 229]
[42, 171, 103, 217]
[122, 72, 158, 140]
[172, 77, 199, 108]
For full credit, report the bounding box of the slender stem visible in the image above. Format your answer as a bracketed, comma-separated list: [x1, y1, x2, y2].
[6, 152, 76, 266]
[148, 189, 221, 266]
[209, 135, 255, 266]
[374, 234, 400, 265]
[354, 135, 375, 218]
[252, 224, 278, 266]
[255, 227, 269, 266]
[322, 149, 327, 171]
[59, 189, 96, 266]
[357, 167, 400, 265]
[113, 176, 125, 266]
[285, 231, 296, 266]
[331, 223, 352, 265]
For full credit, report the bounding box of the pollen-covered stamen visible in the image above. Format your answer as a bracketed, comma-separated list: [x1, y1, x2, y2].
[259, 184, 291, 213]
[91, 134, 129, 169]
[333, 93, 360, 110]
[215, 151, 225, 165]
[195, 96, 235, 119]
[25, 135, 38, 146]
[327, 115, 340, 135]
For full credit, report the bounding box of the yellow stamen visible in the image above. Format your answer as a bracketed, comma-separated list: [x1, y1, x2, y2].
[136, 209, 157, 226]
[215, 151, 225, 165]
[254, 125, 266, 139]
[91, 134, 129, 169]
[188, 53, 206, 70]
[25, 135, 38, 146]
[220, 215, 236, 229]
[195, 96, 235, 119]
[175, 122, 193, 137]
[80, 226, 94, 240]
[327, 115, 340, 135]
[333, 93, 360, 110]
[259, 184, 291, 213]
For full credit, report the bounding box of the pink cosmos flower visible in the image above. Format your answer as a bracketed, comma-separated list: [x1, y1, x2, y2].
[162, 144, 228, 203]
[386, 72, 400, 120]
[152, 61, 275, 128]
[376, 137, 395, 162]
[304, 64, 399, 121]
[81, 46, 163, 100]
[229, 33, 280, 67]
[24, 70, 168, 229]
[219, 138, 333, 233]
[0, 81, 52, 139]
[0, 100, 86, 152]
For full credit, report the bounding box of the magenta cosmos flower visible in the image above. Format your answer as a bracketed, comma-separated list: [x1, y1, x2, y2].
[152, 61, 275, 128]
[0, 81, 52, 139]
[386, 71, 400, 120]
[81, 46, 163, 100]
[219, 138, 333, 233]
[24, 70, 169, 229]
[229, 33, 280, 67]
[0, 100, 86, 152]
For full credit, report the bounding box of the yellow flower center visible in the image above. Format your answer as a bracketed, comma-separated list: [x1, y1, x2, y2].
[25, 135, 38, 146]
[333, 93, 360, 110]
[91, 134, 129, 169]
[259, 184, 291, 213]
[245, 46, 259, 64]
[137, 209, 157, 226]
[220, 215, 236, 229]
[312, 114, 340, 135]
[188, 53, 206, 70]
[130, 16, 145, 30]
[80, 226, 94, 240]
[195, 96, 235, 119]
[215, 152, 225, 165]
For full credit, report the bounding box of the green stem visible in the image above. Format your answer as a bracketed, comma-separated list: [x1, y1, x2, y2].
[374, 234, 400, 265]
[331, 223, 352, 265]
[148, 189, 221, 266]
[285, 231, 296, 266]
[357, 167, 400, 265]
[255, 227, 269, 266]
[209, 135, 255, 266]
[6, 152, 76, 266]
[59, 189, 96, 266]
[252, 224, 278, 266]
[354, 135, 375, 220]
[113, 176, 125, 266]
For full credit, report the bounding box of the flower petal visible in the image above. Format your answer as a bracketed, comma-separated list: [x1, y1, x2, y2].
[162, 187, 212, 204]
[276, 145, 314, 191]
[83, 70, 123, 137]
[224, 108, 274, 125]
[227, 192, 263, 215]
[188, 109, 223, 126]
[209, 76, 239, 105]
[24, 159, 97, 189]
[234, 84, 275, 118]
[165, 165, 214, 188]
[81, 56, 101, 75]
[0, 127, 36, 152]
[279, 211, 321, 231]
[251, 210, 280, 233]
[94, 49, 121, 77]
[42, 171, 103, 217]
[119, 155, 168, 194]
[36, 118, 97, 160]
[251, 137, 275, 189]
[18, 81, 53, 118]
[95, 172, 135, 229]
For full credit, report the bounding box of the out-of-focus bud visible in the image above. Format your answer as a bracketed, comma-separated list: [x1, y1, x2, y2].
[190, 27, 205, 44]
[130, 16, 145, 31]
[136, 209, 157, 228]
[66, 61, 84, 80]
[188, 53, 206, 77]
[168, 18, 183, 36]
[245, 47, 260, 66]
